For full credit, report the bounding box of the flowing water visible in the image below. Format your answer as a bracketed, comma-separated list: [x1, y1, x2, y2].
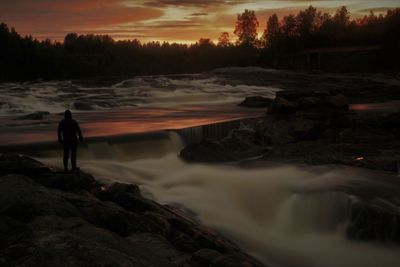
[1, 74, 400, 267]
[34, 132, 400, 267]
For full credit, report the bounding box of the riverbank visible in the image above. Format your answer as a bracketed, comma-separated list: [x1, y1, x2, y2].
[0, 153, 265, 267]
[181, 90, 400, 173]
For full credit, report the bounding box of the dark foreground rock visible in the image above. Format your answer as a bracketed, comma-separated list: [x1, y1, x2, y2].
[0, 153, 265, 267]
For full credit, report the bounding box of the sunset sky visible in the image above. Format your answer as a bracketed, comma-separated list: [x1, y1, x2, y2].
[1, 0, 399, 43]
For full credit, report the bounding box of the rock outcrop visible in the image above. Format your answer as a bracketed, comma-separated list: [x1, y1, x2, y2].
[0, 153, 265, 267]
[181, 91, 400, 172]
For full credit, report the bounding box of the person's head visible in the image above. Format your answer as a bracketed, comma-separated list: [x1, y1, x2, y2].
[64, 109, 72, 120]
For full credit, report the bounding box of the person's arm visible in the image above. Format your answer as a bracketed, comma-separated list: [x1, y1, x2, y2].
[76, 122, 83, 142]
[58, 121, 63, 143]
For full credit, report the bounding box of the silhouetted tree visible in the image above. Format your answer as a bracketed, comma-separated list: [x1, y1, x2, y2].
[296, 5, 322, 48]
[234, 9, 259, 47]
[334, 6, 351, 26]
[218, 32, 232, 47]
[282, 15, 298, 38]
[1, 6, 400, 81]
[262, 14, 280, 49]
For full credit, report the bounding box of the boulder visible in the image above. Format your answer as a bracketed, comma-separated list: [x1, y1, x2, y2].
[291, 118, 324, 140]
[268, 97, 295, 114]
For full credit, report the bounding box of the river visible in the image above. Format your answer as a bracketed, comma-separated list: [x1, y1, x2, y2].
[1, 72, 400, 267]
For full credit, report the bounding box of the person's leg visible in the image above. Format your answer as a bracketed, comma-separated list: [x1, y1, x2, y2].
[63, 144, 70, 172]
[71, 145, 77, 171]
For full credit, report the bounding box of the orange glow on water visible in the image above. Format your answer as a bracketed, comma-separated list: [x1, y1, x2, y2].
[0, 106, 264, 145]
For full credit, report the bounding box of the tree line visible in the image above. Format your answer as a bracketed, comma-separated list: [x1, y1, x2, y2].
[0, 6, 399, 81]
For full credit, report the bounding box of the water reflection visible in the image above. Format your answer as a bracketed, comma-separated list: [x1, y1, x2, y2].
[0, 105, 264, 145]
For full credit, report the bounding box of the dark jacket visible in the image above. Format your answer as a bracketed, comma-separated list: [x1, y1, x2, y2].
[58, 110, 83, 145]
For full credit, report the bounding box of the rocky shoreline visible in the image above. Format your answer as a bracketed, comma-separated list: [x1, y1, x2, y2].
[0, 153, 265, 267]
[181, 90, 400, 173]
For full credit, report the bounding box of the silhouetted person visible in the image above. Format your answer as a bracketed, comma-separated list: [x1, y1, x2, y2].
[58, 110, 83, 172]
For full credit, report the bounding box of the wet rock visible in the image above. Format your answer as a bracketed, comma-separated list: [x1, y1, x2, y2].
[239, 96, 273, 108]
[180, 125, 267, 163]
[272, 90, 348, 114]
[95, 182, 162, 213]
[291, 118, 324, 140]
[268, 97, 295, 114]
[256, 119, 294, 145]
[15, 111, 50, 120]
[36, 171, 97, 192]
[347, 198, 400, 243]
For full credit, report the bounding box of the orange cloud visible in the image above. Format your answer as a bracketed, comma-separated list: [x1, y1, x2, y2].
[0, 0, 398, 42]
[0, 0, 163, 39]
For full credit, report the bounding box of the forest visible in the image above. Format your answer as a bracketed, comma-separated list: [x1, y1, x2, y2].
[0, 6, 399, 81]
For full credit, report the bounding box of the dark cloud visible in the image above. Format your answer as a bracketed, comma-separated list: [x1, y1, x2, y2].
[191, 12, 209, 16]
